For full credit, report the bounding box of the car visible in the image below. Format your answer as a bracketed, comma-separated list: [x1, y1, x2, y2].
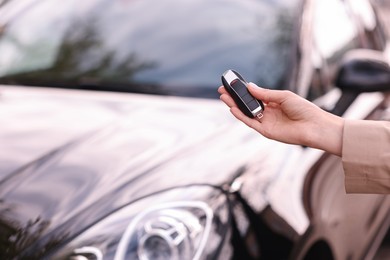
[0, 0, 389, 259]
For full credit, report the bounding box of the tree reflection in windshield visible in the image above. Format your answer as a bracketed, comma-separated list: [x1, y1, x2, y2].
[253, 6, 299, 90]
[0, 17, 157, 88]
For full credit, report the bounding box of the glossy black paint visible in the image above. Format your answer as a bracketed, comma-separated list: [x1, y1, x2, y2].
[0, 88, 291, 259]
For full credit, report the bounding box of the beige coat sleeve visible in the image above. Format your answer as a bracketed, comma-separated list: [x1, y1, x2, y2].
[342, 120, 390, 194]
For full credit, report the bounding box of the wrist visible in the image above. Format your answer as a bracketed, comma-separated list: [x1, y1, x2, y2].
[306, 112, 344, 156]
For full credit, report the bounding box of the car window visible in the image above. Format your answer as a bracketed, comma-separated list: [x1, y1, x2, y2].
[305, 0, 360, 100]
[0, 0, 301, 98]
[312, 0, 359, 63]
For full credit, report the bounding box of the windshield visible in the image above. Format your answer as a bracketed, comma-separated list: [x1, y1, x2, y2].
[0, 0, 301, 98]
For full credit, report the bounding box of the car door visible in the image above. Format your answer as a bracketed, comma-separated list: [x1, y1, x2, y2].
[290, 0, 390, 259]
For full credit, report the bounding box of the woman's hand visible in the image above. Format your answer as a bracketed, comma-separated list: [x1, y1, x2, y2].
[218, 83, 344, 156]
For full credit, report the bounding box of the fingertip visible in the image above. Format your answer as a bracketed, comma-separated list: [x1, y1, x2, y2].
[248, 82, 267, 93]
[217, 85, 225, 94]
[248, 82, 259, 88]
[246, 82, 267, 101]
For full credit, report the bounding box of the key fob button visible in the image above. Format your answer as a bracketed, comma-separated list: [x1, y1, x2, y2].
[247, 100, 260, 110]
[242, 93, 254, 103]
[231, 80, 248, 96]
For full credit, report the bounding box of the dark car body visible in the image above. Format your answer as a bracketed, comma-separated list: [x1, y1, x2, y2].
[0, 0, 390, 259]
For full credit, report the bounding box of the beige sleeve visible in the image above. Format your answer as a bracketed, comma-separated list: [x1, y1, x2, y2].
[342, 120, 390, 194]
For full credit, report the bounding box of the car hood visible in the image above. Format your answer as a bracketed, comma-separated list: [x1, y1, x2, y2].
[0, 86, 297, 254]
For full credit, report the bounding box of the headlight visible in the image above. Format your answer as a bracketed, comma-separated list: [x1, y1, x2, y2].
[116, 201, 213, 260]
[50, 186, 231, 260]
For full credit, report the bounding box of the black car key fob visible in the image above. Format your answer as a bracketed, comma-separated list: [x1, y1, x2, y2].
[221, 69, 264, 119]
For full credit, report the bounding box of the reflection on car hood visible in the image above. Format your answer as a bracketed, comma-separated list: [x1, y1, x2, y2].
[0, 86, 291, 253]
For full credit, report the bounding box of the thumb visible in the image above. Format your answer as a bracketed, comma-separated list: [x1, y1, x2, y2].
[247, 82, 288, 105]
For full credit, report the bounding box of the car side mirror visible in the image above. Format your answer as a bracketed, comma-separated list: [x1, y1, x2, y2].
[335, 49, 390, 93]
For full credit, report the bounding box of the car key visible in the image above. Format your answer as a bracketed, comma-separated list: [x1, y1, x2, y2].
[221, 69, 264, 119]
